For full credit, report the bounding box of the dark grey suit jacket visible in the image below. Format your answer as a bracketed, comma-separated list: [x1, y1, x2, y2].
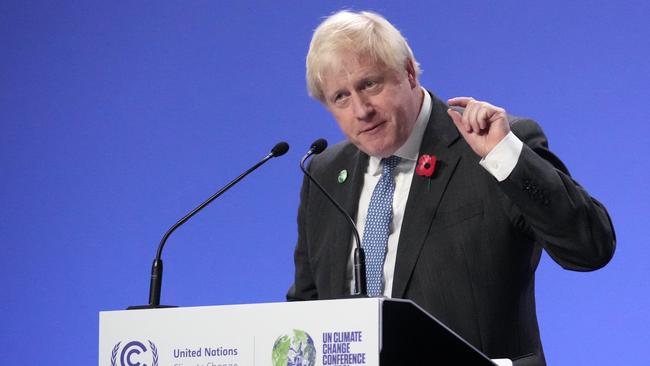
[287, 93, 615, 365]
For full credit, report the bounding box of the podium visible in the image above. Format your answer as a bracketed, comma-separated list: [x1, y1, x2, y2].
[99, 298, 495, 365]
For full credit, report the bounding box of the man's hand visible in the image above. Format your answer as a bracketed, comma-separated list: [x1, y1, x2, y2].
[447, 97, 510, 158]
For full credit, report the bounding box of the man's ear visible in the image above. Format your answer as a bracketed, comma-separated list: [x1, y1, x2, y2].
[405, 58, 417, 89]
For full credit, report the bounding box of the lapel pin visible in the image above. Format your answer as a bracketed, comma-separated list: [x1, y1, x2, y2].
[416, 154, 437, 191]
[338, 169, 348, 183]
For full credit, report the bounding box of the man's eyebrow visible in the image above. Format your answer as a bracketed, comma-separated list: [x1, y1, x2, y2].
[357, 70, 378, 79]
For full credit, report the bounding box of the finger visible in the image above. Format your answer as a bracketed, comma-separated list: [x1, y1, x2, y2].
[476, 105, 489, 130]
[489, 106, 507, 124]
[448, 108, 472, 140]
[447, 96, 475, 107]
[449, 107, 471, 133]
[465, 101, 481, 133]
[460, 105, 473, 133]
[447, 108, 466, 132]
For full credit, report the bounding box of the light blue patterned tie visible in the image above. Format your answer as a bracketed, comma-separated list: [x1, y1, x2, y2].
[362, 156, 400, 297]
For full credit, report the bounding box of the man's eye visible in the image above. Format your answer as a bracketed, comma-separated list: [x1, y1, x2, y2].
[334, 93, 348, 103]
[364, 80, 377, 88]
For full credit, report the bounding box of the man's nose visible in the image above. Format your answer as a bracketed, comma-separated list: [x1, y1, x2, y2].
[351, 94, 375, 120]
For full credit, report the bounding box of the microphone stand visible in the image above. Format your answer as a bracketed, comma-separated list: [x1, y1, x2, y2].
[300, 139, 368, 297]
[128, 142, 289, 309]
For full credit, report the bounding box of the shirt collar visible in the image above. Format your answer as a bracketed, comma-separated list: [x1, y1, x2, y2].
[367, 88, 432, 175]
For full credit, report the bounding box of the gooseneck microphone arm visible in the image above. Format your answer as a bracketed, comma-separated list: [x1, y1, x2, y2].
[299, 139, 367, 297]
[129, 141, 290, 309]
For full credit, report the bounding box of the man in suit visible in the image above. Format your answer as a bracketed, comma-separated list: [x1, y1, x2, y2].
[287, 10, 615, 366]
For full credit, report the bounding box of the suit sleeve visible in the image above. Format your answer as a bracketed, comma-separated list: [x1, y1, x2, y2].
[500, 119, 616, 271]
[286, 172, 319, 301]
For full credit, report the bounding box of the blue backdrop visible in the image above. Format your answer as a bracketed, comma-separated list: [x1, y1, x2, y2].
[1, 1, 648, 364]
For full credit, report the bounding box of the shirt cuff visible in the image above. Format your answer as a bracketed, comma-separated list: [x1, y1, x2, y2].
[479, 131, 523, 182]
[491, 358, 513, 366]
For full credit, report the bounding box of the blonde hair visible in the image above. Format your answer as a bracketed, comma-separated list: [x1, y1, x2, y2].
[306, 10, 421, 102]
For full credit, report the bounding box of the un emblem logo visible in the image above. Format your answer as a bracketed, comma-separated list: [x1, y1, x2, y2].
[111, 340, 159, 366]
[272, 329, 316, 366]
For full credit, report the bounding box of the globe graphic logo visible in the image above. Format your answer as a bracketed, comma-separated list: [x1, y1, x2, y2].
[272, 329, 316, 366]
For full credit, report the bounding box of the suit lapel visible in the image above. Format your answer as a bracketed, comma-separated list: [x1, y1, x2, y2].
[392, 93, 462, 298]
[326, 147, 368, 297]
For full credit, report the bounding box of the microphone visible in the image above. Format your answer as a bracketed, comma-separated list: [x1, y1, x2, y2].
[128, 141, 290, 309]
[299, 139, 367, 297]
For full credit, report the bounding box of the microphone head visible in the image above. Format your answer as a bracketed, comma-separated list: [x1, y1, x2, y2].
[310, 138, 328, 155]
[271, 141, 290, 157]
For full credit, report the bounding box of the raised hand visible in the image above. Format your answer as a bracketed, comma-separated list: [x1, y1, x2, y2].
[447, 97, 510, 158]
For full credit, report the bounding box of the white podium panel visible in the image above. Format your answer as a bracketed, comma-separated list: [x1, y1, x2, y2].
[99, 298, 381, 366]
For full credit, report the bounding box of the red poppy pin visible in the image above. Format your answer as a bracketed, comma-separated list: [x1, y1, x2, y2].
[416, 154, 437, 191]
[416, 154, 437, 177]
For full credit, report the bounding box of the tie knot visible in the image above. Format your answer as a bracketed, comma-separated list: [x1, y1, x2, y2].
[381, 156, 400, 176]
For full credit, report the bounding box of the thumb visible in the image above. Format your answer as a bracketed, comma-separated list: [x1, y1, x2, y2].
[447, 108, 467, 132]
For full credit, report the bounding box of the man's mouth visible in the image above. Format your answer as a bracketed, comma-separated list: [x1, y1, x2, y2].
[361, 121, 387, 135]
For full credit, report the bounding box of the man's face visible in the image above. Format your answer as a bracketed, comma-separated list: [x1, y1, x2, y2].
[320, 52, 421, 157]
